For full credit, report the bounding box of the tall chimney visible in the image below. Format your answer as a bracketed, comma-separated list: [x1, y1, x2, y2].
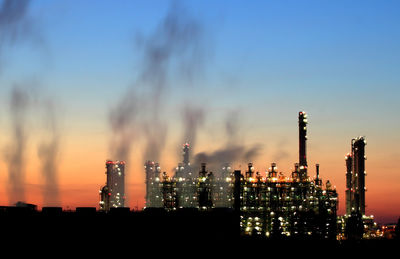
[298, 111, 308, 180]
[345, 153, 353, 215]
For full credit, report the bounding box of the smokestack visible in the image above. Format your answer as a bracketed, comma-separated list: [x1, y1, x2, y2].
[345, 153, 353, 215]
[298, 111, 308, 180]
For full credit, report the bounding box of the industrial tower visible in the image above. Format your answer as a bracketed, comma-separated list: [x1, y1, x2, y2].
[346, 137, 367, 215]
[144, 160, 163, 208]
[99, 160, 126, 211]
[298, 111, 308, 180]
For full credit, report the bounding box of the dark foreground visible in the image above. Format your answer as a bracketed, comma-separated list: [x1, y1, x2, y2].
[0, 206, 398, 253]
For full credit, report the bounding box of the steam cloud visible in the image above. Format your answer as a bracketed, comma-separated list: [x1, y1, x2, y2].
[110, 2, 206, 164]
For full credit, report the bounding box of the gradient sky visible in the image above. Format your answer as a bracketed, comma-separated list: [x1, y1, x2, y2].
[0, 0, 399, 223]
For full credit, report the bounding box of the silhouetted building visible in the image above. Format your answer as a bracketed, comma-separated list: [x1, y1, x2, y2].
[15, 201, 37, 210]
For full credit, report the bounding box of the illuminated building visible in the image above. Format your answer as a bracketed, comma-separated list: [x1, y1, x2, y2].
[161, 171, 177, 210]
[238, 162, 337, 239]
[237, 112, 337, 239]
[99, 160, 125, 211]
[175, 143, 197, 208]
[144, 161, 163, 208]
[144, 111, 338, 239]
[213, 163, 233, 208]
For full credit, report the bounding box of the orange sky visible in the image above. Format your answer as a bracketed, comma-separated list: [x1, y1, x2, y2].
[0, 115, 398, 224]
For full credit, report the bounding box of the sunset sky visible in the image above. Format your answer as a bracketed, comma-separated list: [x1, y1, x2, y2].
[0, 0, 399, 223]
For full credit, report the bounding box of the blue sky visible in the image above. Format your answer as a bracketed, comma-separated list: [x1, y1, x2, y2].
[3, 0, 400, 102]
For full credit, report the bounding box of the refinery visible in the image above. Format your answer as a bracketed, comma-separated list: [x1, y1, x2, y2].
[137, 111, 339, 239]
[1, 111, 398, 243]
[95, 111, 391, 240]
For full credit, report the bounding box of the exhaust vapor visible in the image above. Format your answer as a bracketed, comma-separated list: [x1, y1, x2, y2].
[110, 2, 206, 165]
[194, 110, 263, 171]
[1, 0, 60, 206]
[37, 99, 60, 207]
[4, 86, 31, 204]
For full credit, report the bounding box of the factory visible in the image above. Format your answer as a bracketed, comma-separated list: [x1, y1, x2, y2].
[144, 111, 339, 239]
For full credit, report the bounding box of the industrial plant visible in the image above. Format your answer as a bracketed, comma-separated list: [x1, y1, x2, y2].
[2, 111, 392, 243]
[144, 111, 339, 239]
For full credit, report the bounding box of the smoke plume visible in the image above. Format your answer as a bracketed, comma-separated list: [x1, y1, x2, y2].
[0, 0, 30, 41]
[0, 0, 36, 69]
[37, 99, 60, 206]
[181, 105, 205, 151]
[272, 138, 290, 163]
[109, 89, 139, 162]
[194, 110, 263, 171]
[1, 0, 58, 205]
[4, 86, 31, 204]
[110, 2, 206, 164]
